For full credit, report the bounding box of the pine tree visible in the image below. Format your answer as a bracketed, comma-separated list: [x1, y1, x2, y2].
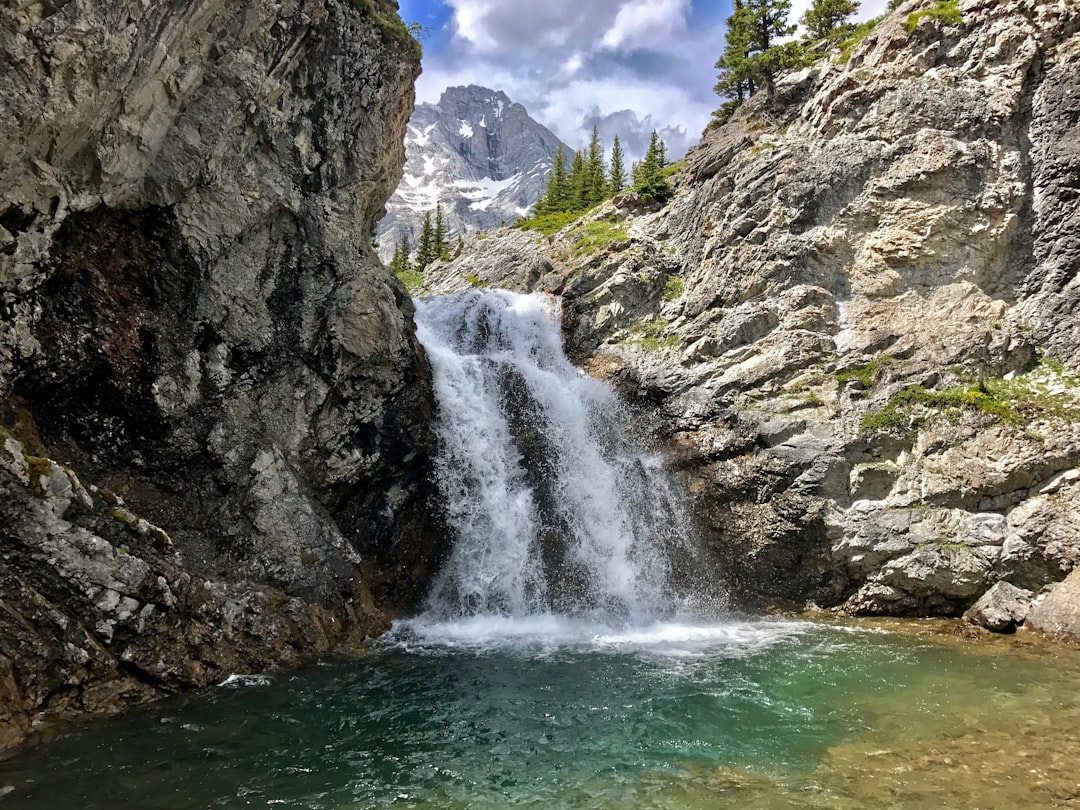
[536, 145, 568, 216]
[416, 211, 434, 269]
[389, 232, 412, 276]
[567, 149, 587, 212]
[715, 0, 804, 104]
[434, 203, 449, 260]
[631, 131, 672, 202]
[608, 135, 626, 194]
[801, 0, 859, 39]
[584, 126, 606, 207]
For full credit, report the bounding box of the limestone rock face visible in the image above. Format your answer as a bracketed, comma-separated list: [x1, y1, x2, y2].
[428, 0, 1080, 615]
[0, 0, 444, 749]
[1028, 569, 1080, 644]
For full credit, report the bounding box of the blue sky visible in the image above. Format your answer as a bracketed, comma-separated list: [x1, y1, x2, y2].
[397, 0, 888, 159]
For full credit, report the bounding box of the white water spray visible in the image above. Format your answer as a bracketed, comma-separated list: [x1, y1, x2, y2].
[413, 289, 705, 626]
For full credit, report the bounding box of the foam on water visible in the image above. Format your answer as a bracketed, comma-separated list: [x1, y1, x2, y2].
[389, 614, 810, 659]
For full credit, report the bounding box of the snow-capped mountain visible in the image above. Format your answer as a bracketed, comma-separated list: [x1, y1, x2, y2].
[376, 85, 572, 260]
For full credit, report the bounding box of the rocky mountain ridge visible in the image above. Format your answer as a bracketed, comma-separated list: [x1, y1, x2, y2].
[422, 0, 1080, 633]
[0, 0, 443, 750]
[375, 85, 572, 259]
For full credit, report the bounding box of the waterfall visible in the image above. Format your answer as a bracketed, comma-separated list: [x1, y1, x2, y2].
[413, 289, 705, 625]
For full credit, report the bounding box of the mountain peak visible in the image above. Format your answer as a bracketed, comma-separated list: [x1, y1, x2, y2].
[377, 86, 572, 260]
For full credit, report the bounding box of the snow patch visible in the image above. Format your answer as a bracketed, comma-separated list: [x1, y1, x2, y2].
[410, 123, 437, 148]
[478, 115, 487, 128]
[459, 121, 474, 139]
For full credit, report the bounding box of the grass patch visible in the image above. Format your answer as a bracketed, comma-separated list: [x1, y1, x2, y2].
[860, 365, 1080, 434]
[627, 320, 679, 352]
[352, 0, 422, 59]
[394, 269, 424, 293]
[663, 276, 685, 301]
[835, 356, 894, 388]
[515, 210, 581, 236]
[903, 0, 962, 34]
[663, 161, 688, 179]
[570, 221, 629, 256]
[837, 16, 884, 63]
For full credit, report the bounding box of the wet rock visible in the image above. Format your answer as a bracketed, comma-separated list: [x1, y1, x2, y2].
[963, 582, 1034, 633]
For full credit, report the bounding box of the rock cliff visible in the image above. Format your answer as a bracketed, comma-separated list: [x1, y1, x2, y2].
[423, 0, 1080, 627]
[0, 0, 444, 749]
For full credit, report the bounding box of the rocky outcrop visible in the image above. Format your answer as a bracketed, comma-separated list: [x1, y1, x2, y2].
[1027, 569, 1080, 643]
[0, 0, 444, 749]
[424, 0, 1080, 624]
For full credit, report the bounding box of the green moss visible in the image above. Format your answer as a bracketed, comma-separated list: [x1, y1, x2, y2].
[394, 268, 424, 293]
[663, 276, 685, 301]
[834, 356, 894, 388]
[903, 0, 962, 34]
[465, 274, 482, 288]
[570, 221, 629, 256]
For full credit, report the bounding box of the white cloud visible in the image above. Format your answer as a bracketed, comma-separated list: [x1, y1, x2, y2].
[600, 0, 691, 50]
[419, 0, 897, 161]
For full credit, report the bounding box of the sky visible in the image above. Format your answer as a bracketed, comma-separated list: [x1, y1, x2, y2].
[396, 0, 890, 160]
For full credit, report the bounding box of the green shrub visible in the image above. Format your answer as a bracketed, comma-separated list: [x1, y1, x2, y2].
[837, 16, 883, 63]
[394, 269, 424, 293]
[351, 0, 422, 59]
[903, 0, 962, 34]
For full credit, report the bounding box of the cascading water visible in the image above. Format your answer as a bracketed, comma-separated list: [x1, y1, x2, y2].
[411, 288, 709, 630]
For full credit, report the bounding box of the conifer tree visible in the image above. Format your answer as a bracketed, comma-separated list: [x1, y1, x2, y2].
[416, 211, 434, 269]
[568, 149, 587, 212]
[631, 131, 672, 202]
[389, 233, 412, 277]
[801, 0, 859, 39]
[434, 203, 449, 260]
[585, 126, 606, 206]
[715, 0, 804, 104]
[608, 135, 627, 194]
[536, 145, 568, 216]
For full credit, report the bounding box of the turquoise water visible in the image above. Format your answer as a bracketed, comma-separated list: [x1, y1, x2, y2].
[2, 617, 1078, 809]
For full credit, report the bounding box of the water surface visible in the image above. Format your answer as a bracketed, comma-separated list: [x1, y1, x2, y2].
[2, 617, 1078, 809]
